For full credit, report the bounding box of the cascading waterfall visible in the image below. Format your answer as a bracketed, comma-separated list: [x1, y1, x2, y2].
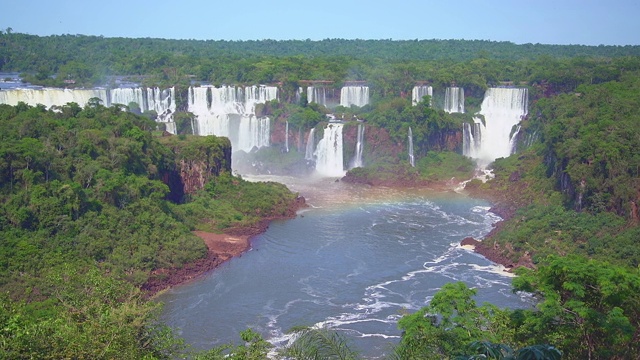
[412, 85, 433, 106]
[109, 87, 146, 109]
[0, 87, 177, 133]
[305, 128, 316, 161]
[188, 85, 278, 152]
[315, 123, 345, 177]
[296, 87, 304, 104]
[110, 87, 177, 132]
[463, 120, 483, 159]
[0, 88, 108, 108]
[408, 127, 415, 167]
[349, 123, 365, 169]
[464, 88, 528, 167]
[444, 87, 465, 113]
[307, 86, 327, 106]
[523, 130, 539, 149]
[508, 125, 522, 154]
[285, 121, 289, 153]
[340, 86, 369, 108]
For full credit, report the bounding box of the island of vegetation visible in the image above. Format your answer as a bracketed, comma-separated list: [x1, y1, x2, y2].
[0, 30, 639, 359]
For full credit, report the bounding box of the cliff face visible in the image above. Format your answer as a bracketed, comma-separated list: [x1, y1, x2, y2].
[159, 135, 232, 202]
[271, 120, 306, 152]
[427, 129, 462, 153]
[342, 123, 404, 164]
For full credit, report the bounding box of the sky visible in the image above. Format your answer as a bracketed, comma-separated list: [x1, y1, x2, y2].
[1, 0, 639, 45]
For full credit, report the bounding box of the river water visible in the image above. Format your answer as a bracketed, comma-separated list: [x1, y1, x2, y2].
[159, 176, 528, 358]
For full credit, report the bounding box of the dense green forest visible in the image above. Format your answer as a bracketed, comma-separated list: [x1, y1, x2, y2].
[3, 31, 640, 98]
[0, 101, 301, 358]
[1, 31, 640, 358]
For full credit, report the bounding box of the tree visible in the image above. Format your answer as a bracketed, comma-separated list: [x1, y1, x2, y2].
[512, 255, 640, 359]
[395, 282, 513, 359]
[280, 327, 359, 360]
[456, 341, 562, 360]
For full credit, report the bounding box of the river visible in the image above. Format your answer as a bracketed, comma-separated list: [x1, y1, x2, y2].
[159, 175, 529, 358]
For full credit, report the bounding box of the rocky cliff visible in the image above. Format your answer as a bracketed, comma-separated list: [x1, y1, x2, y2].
[159, 134, 232, 202]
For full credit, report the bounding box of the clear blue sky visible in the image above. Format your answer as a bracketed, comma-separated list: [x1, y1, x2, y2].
[1, 0, 639, 45]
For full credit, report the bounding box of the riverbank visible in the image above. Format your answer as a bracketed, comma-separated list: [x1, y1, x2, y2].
[460, 171, 538, 272]
[344, 167, 535, 272]
[143, 196, 307, 297]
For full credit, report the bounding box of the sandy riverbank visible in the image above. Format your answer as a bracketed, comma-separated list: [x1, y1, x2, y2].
[142, 196, 306, 297]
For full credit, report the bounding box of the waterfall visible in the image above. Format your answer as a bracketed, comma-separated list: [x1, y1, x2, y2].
[0, 88, 108, 108]
[444, 87, 465, 113]
[296, 87, 304, 104]
[110, 87, 146, 109]
[524, 130, 538, 149]
[509, 125, 522, 154]
[307, 86, 327, 106]
[110, 87, 177, 129]
[305, 128, 316, 161]
[412, 85, 433, 106]
[408, 127, 415, 167]
[463, 120, 483, 159]
[315, 123, 345, 177]
[0, 87, 177, 133]
[350, 123, 365, 169]
[467, 88, 528, 167]
[340, 86, 369, 107]
[285, 120, 289, 153]
[188, 85, 277, 152]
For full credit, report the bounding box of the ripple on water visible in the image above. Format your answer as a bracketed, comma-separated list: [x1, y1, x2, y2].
[159, 176, 527, 359]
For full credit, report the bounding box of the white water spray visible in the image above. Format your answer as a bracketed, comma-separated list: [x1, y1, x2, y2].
[188, 85, 277, 152]
[350, 123, 365, 169]
[412, 85, 433, 106]
[340, 86, 369, 108]
[315, 123, 345, 177]
[110, 87, 177, 130]
[285, 120, 289, 153]
[464, 88, 528, 167]
[305, 128, 316, 161]
[0, 87, 178, 133]
[408, 127, 415, 167]
[307, 86, 327, 106]
[444, 87, 465, 113]
[0, 88, 108, 108]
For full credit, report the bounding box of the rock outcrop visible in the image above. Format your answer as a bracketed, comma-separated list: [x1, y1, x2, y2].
[159, 134, 232, 202]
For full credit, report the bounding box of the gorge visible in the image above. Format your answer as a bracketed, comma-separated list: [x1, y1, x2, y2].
[1, 28, 640, 359]
[158, 178, 527, 358]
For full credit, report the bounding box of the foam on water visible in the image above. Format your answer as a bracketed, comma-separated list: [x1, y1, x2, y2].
[159, 177, 528, 358]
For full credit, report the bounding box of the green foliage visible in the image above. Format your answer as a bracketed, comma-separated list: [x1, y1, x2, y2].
[416, 151, 475, 181]
[193, 329, 272, 360]
[487, 202, 639, 267]
[397, 256, 640, 359]
[512, 256, 640, 359]
[0, 264, 184, 359]
[176, 172, 298, 231]
[456, 342, 562, 360]
[0, 102, 299, 358]
[344, 161, 420, 185]
[287, 103, 326, 129]
[365, 97, 466, 155]
[396, 282, 513, 360]
[280, 327, 359, 360]
[344, 151, 474, 185]
[531, 74, 640, 218]
[5, 31, 640, 95]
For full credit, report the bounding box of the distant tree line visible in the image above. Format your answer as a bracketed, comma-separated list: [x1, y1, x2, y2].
[2, 31, 640, 98]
